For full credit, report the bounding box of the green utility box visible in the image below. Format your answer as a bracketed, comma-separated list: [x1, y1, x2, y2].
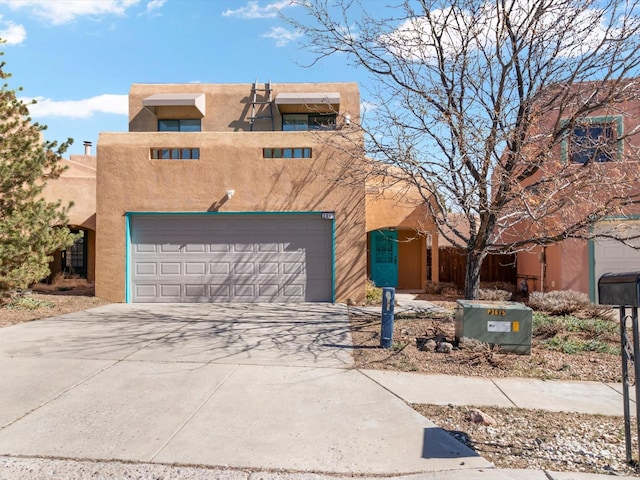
[455, 300, 533, 355]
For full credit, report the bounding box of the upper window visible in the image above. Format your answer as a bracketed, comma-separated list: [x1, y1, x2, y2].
[263, 148, 312, 159]
[151, 148, 200, 160]
[158, 119, 201, 132]
[566, 116, 622, 164]
[282, 113, 336, 131]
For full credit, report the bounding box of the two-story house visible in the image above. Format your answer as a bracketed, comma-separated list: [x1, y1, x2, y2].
[516, 90, 640, 300]
[95, 82, 370, 303]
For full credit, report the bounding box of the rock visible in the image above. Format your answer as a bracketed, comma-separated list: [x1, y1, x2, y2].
[458, 336, 484, 350]
[417, 338, 437, 352]
[436, 341, 453, 353]
[346, 298, 356, 306]
[434, 332, 447, 343]
[466, 408, 498, 426]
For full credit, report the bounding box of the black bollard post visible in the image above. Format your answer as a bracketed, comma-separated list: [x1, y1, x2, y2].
[380, 287, 395, 349]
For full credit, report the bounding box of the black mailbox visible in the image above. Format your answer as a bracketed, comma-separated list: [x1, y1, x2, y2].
[598, 272, 640, 306]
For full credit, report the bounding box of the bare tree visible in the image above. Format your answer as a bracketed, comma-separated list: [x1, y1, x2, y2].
[289, 0, 640, 299]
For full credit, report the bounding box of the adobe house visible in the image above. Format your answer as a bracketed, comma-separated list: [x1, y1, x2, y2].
[96, 82, 368, 303]
[515, 87, 640, 301]
[42, 141, 96, 283]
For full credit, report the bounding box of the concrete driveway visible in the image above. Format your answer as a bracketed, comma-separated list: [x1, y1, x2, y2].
[0, 303, 490, 475]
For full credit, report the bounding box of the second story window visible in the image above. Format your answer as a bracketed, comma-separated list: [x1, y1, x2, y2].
[158, 119, 201, 132]
[151, 148, 200, 160]
[282, 113, 336, 131]
[263, 148, 312, 158]
[567, 117, 622, 164]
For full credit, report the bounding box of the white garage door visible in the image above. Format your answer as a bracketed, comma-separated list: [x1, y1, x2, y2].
[593, 220, 640, 301]
[129, 214, 333, 303]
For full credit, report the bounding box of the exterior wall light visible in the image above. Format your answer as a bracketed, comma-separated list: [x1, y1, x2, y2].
[226, 189, 235, 199]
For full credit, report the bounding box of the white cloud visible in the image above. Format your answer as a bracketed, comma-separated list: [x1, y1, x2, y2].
[382, 2, 622, 62]
[262, 25, 302, 47]
[21, 94, 128, 118]
[361, 101, 378, 115]
[0, 18, 25, 44]
[222, 1, 294, 19]
[0, 0, 143, 25]
[146, 0, 166, 14]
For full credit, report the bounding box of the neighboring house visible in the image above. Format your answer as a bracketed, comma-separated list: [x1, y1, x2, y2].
[95, 82, 368, 304]
[41, 142, 96, 282]
[516, 95, 640, 300]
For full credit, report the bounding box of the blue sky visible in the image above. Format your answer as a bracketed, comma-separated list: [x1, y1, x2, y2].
[0, 0, 377, 155]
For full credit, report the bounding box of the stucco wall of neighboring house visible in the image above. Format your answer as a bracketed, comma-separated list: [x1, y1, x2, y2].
[41, 153, 97, 282]
[43, 154, 96, 230]
[513, 89, 640, 296]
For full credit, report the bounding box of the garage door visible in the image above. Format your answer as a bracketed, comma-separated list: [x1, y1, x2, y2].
[129, 214, 333, 303]
[593, 220, 640, 301]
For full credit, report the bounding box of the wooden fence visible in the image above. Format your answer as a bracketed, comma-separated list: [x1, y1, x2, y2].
[439, 247, 517, 290]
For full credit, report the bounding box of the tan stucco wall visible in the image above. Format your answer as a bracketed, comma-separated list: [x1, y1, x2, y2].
[129, 82, 357, 133]
[97, 82, 366, 303]
[517, 239, 590, 295]
[42, 154, 96, 230]
[41, 154, 97, 282]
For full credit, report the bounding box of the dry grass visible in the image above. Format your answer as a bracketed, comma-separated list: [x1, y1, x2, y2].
[0, 282, 108, 328]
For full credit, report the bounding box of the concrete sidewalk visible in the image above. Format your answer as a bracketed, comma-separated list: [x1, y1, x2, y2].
[362, 370, 632, 417]
[0, 302, 637, 480]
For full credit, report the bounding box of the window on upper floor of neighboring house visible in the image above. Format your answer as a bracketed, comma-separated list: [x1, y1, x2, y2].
[158, 119, 201, 132]
[150, 148, 200, 160]
[282, 113, 336, 131]
[567, 117, 622, 164]
[263, 147, 312, 158]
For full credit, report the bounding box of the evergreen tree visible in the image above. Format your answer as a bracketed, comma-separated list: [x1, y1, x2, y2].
[0, 52, 75, 293]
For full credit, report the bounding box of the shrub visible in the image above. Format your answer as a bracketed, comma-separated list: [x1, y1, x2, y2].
[528, 290, 590, 315]
[366, 279, 382, 305]
[478, 288, 512, 301]
[5, 297, 54, 310]
[424, 281, 459, 295]
[479, 281, 515, 292]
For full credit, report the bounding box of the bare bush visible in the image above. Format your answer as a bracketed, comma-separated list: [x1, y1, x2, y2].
[480, 282, 515, 293]
[529, 290, 590, 315]
[424, 282, 459, 295]
[478, 289, 512, 301]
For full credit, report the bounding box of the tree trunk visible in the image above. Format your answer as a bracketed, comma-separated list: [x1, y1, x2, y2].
[464, 251, 485, 300]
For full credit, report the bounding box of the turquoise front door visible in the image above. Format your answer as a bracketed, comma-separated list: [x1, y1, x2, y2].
[370, 230, 398, 287]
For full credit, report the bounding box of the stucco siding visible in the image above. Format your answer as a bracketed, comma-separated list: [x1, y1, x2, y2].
[96, 131, 366, 303]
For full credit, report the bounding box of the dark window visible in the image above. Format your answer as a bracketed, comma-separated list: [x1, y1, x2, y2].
[61, 230, 87, 278]
[282, 113, 336, 131]
[570, 122, 617, 164]
[151, 148, 200, 160]
[263, 147, 312, 158]
[158, 119, 201, 132]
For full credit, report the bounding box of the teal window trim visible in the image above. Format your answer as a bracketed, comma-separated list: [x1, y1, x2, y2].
[124, 210, 336, 304]
[561, 115, 623, 164]
[331, 216, 336, 303]
[125, 214, 131, 303]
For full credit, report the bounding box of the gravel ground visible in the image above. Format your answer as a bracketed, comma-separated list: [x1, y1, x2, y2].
[414, 404, 639, 477]
[349, 306, 640, 476]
